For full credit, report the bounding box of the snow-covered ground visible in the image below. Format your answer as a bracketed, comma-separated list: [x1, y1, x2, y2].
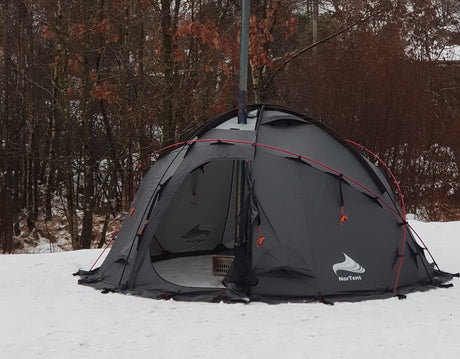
[1, 220, 459, 359]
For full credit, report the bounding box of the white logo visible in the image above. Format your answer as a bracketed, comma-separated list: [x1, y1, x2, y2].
[332, 253, 365, 281]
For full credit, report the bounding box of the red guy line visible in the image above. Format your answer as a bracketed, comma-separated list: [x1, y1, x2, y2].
[345, 139, 409, 292]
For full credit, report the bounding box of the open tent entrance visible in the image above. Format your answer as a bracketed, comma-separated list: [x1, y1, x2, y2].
[149, 159, 241, 288]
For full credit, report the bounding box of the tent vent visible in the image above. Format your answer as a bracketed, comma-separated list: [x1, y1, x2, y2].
[212, 255, 234, 276]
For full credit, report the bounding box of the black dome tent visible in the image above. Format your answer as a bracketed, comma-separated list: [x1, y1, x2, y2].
[76, 105, 454, 302]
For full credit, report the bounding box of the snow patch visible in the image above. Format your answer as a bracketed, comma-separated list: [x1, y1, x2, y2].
[0, 220, 459, 358]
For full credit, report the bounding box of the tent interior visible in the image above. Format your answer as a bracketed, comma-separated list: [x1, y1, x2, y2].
[153, 255, 224, 288]
[150, 159, 240, 288]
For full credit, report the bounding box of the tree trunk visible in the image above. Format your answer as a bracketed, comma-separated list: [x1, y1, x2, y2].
[312, 0, 318, 44]
[160, 0, 181, 146]
[65, 166, 79, 249]
[79, 20, 95, 250]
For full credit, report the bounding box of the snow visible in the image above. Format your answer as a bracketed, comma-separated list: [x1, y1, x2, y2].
[439, 45, 460, 61]
[215, 109, 259, 130]
[1, 220, 459, 359]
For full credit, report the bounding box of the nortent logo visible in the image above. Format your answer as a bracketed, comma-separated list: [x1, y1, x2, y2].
[332, 253, 365, 281]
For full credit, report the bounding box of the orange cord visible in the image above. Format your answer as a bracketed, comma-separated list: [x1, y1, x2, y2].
[339, 206, 348, 226]
[256, 225, 265, 247]
[257, 236, 265, 247]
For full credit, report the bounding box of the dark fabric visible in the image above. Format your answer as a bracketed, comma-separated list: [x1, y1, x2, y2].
[222, 244, 257, 289]
[222, 196, 258, 290]
[76, 105, 452, 302]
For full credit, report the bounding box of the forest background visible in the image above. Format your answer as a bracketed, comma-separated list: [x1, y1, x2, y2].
[0, 0, 459, 253]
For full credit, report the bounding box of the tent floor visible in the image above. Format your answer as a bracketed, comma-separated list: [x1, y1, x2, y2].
[153, 255, 225, 288]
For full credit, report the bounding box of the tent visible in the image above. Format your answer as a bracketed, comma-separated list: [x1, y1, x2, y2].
[76, 105, 453, 302]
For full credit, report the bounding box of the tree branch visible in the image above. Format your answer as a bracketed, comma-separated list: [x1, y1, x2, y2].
[267, 7, 389, 86]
